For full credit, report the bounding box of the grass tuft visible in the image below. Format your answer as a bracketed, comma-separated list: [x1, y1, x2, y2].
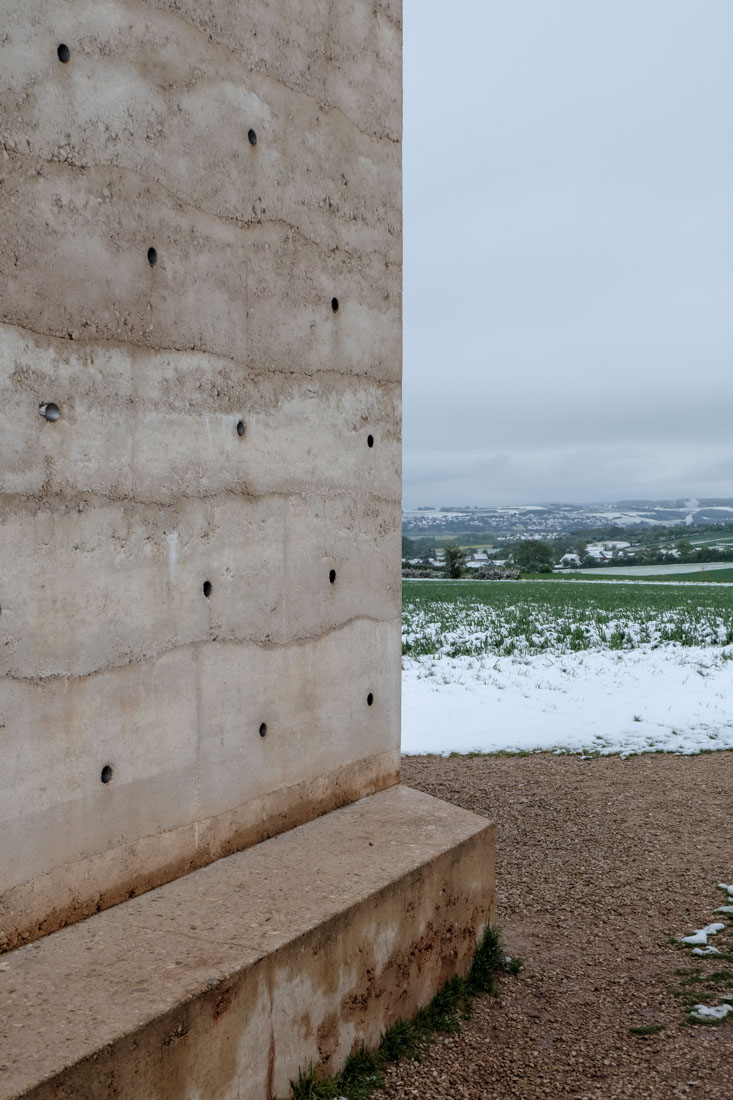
[379, 1017, 421, 1063]
[336, 1047, 383, 1098]
[290, 925, 519, 1100]
[628, 1023, 665, 1037]
[290, 1065, 341, 1100]
[467, 924, 509, 994]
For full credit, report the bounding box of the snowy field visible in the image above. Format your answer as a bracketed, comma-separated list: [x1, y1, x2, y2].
[564, 561, 733, 577]
[402, 580, 733, 756]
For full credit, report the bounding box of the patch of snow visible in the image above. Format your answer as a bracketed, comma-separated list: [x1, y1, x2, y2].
[565, 561, 733, 577]
[402, 646, 733, 757]
[681, 923, 726, 946]
[718, 884, 733, 896]
[714, 905, 733, 915]
[691, 946, 722, 957]
[690, 1003, 733, 1022]
[682, 932, 708, 946]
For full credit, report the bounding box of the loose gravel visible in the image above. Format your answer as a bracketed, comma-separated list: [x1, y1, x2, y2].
[372, 752, 733, 1100]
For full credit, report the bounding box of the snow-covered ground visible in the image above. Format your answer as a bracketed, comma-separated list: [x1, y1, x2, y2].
[565, 561, 733, 577]
[402, 645, 733, 756]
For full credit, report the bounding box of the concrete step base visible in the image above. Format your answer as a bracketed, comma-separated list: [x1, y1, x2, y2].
[0, 785, 494, 1100]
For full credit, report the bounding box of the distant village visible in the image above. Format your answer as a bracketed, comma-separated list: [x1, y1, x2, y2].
[402, 527, 733, 578]
[402, 498, 733, 576]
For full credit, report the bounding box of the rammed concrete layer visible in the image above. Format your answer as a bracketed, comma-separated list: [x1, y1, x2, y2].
[1, 327, 401, 503]
[1, 619, 401, 948]
[0, 786, 495, 1100]
[0, 0, 402, 947]
[0, 500, 400, 679]
[1, 157, 401, 375]
[1, 0, 402, 188]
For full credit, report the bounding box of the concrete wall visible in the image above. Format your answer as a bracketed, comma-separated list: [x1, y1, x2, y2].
[0, 0, 402, 951]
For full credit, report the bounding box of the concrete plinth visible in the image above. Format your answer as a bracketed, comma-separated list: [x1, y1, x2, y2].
[0, 786, 495, 1100]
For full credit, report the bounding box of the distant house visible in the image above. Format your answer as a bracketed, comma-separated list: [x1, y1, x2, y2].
[558, 553, 581, 567]
[465, 551, 490, 570]
[585, 546, 613, 562]
[585, 542, 628, 562]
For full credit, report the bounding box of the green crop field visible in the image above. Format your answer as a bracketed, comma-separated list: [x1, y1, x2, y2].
[402, 579, 733, 659]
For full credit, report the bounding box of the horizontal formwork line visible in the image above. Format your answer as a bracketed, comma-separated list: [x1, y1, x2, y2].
[0, 485, 401, 512]
[0, 615, 400, 684]
[0, 320, 401, 386]
[1, 146, 400, 263]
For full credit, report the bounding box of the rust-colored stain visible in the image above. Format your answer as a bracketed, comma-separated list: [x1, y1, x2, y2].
[316, 1010, 339, 1066]
[212, 987, 234, 1024]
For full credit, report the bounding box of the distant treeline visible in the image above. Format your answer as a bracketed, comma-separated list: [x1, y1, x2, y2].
[404, 524, 733, 570]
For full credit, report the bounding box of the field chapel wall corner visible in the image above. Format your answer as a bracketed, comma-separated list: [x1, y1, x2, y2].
[0, 0, 403, 950]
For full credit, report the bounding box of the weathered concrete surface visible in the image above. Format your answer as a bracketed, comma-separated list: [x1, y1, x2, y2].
[0, 786, 495, 1100]
[2, 328, 401, 503]
[0, 0, 402, 950]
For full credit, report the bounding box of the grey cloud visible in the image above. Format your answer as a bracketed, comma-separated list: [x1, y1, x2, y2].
[403, 0, 733, 506]
[403, 442, 733, 509]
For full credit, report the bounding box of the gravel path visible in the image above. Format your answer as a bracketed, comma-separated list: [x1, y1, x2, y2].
[373, 752, 733, 1100]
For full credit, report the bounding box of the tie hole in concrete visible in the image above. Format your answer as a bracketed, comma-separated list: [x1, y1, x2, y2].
[259, 723, 267, 738]
[367, 692, 374, 706]
[236, 420, 246, 437]
[248, 129, 257, 146]
[203, 580, 212, 598]
[57, 44, 70, 63]
[100, 765, 113, 784]
[367, 434, 374, 448]
[147, 247, 158, 266]
[39, 403, 60, 422]
[329, 569, 336, 584]
[331, 297, 339, 312]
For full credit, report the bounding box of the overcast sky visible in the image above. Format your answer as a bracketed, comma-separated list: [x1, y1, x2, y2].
[402, 1, 733, 507]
